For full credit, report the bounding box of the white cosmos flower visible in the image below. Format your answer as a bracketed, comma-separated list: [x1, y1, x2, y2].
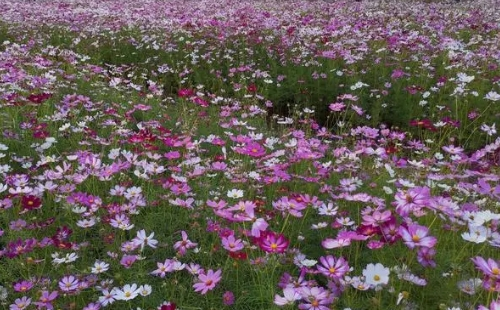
[481, 123, 497, 136]
[461, 225, 490, 244]
[274, 287, 301, 306]
[76, 217, 96, 228]
[114, 284, 140, 301]
[485, 91, 500, 101]
[133, 230, 158, 250]
[138, 284, 152, 296]
[457, 72, 475, 83]
[363, 263, 390, 287]
[91, 260, 110, 274]
[227, 189, 244, 199]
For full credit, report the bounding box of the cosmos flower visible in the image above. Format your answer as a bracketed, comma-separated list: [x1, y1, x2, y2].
[13, 280, 33, 293]
[91, 260, 110, 274]
[472, 256, 500, 280]
[114, 283, 140, 301]
[398, 224, 437, 249]
[394, 187, 430, 217]
[9, 296, 31, 310]
[316, 255, 349, 279]
[173, 231, 198, 256]
[59, 275, 79, 292]
[254, 231, 289, 254]
[221, 234, 245, 252]
[363, 263, 390, 287]
[193, 269, 222, 295]
[33, 290, 58, 309]
[222, 291, 235, 306]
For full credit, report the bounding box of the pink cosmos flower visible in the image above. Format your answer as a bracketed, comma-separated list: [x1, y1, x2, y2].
[173, 231, 198, 256]
[478, 299, 500, 310]
[120, 255, 138, 269]
[272, 196, 307, 218]
[362, 210, 392, 227]
[229, 201, 268, 237]
[193, 269, 222, 295]
[221, 234, 244, 252]
[328, 102, 345, 112]
[472, 256, 500, 279]
[321, 237, 351, 249]
[151, 259, 176, 278]
[394, 187, 430, 217]
[398, 224, 437, 249]
[316, 255, 349, 279]
[298, 286, 334, 310]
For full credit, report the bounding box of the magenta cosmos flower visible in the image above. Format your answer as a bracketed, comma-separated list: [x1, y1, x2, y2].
[193, 269, 222, 295]
[398, 224, 437, 249]
[254, 231, 289, 254]
[236, 141, 266, 157]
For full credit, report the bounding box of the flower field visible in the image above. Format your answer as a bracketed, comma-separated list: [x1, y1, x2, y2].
[0, 0, 500, 309]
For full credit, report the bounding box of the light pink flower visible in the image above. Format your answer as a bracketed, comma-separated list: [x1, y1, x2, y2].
[193, 269, 222, 294]
[398, 224, 437, 249]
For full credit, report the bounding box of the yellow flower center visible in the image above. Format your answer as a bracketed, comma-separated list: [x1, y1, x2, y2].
[412, 235, 420, 242]
[374, 275, 381, 281]
[329, 267, 336, 274]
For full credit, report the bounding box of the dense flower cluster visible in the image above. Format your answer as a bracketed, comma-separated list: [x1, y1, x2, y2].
[0, 0, 499, 309]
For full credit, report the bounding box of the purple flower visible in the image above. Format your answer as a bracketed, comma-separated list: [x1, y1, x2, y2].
[13, 280, 33, 292]
[417, 247, 436, 268]
[59, 275, 79, 292]
[33, 290, 58, 309]
[10, 296, 31, 310]
[222, 291, 235, 306]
